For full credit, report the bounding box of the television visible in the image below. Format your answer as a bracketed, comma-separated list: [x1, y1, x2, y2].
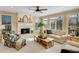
[47, 30, 52, 34]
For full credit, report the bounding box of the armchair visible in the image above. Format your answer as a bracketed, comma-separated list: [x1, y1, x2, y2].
[3, 30, 20, 48]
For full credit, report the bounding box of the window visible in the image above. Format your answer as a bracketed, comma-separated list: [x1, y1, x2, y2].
[57, 19, 62, 30]
[2, 15, 11, 25]
[51, 21, 55, 29]
[35, 22, 39, 30]
[43, 19, 49, 29]
[68, 14, 79, 36]
[50, 17, 62, 30]
[56, 17, 62, 30]
[51, 18, 56, 29]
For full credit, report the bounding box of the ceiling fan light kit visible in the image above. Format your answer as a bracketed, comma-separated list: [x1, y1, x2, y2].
[29, 6, 48, 13]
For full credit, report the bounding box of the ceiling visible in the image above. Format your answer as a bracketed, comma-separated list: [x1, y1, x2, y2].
[0, 6, 79, 17]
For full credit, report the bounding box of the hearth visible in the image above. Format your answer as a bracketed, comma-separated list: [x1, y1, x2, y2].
[21, 28, 30, 34]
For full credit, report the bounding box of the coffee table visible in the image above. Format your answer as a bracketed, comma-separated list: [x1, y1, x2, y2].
[37, 37, 54, 49]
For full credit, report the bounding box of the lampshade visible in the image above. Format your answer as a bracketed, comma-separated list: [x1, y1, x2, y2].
[0, 25, 5, 34]
[0, 25, 5, 30]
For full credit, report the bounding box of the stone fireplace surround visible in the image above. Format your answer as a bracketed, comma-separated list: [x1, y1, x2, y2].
[17, 22, 34, 40]
[18, 22, 34, 34]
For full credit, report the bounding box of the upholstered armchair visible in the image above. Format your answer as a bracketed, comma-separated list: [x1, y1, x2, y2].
[2, 30, 26, 50]
[2, 30, 20, 48]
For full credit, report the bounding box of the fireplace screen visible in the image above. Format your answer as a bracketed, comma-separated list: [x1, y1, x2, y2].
[21, 28, 30, 34]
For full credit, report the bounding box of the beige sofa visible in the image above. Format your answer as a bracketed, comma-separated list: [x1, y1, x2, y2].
[62, 44, 79, 52]
[67, 40, 79, 47]
[61, 41, 79, 52]
[48, 30, 67, 44]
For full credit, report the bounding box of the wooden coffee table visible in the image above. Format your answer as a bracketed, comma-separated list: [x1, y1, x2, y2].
[37, 37, 54, 49]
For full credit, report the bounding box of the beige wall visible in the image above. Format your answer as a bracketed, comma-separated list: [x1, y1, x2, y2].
[0, 11, 17, 33]
[40, 8, 79, 34]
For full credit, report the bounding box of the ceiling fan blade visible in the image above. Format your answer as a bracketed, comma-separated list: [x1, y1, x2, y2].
[29, 8, 35, 11]
[40, 9, 48, 11]
[29, 6, 47, 13]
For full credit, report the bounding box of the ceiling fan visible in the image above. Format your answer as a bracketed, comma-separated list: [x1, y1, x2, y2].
[29, 6, 48, 13]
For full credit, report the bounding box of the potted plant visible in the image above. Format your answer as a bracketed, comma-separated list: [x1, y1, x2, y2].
[38, 21, 44, 38]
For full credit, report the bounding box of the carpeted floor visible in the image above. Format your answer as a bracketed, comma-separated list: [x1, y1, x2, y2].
[0, 38, 65, 53]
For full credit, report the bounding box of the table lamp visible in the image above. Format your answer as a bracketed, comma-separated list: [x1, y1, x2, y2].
[0, 25, 5, 34]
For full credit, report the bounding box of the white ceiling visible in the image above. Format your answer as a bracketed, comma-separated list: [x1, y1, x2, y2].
[0, 6, 79, 17]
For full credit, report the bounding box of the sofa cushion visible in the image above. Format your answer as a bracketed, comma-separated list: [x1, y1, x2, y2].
[48, 34, 63, 39]
[52, 30, 66, 36]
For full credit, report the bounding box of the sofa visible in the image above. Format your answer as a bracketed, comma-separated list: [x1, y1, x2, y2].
[48, 30, 67, 44]
[61, 42, 79, 53]
[67, 40, 79, 48]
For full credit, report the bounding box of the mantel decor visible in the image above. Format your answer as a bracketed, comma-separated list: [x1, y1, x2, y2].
[18, 15, 32, 23]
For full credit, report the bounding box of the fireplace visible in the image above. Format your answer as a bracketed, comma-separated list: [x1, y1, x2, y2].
[21, 28, 30, 34]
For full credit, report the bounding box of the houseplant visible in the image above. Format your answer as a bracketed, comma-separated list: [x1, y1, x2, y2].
[38, 21, 44, 38]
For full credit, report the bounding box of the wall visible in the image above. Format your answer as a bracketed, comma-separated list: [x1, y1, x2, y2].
[0, 11, 17, 33]
[40, 8, 79, 34]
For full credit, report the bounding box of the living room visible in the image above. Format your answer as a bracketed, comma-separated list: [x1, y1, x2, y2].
[0, 6, 79, 53]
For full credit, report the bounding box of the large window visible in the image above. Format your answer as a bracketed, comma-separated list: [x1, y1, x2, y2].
[50, 18, 56, 29]
[57, 19, 62, 30]
[51, 16, 62, 30]
[51, 21, 55, 29]
[35, 22, 39, 30]
[56, 17, 62, 30]
[68, 14, 79, 36]
[2, 15, 11, 25]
